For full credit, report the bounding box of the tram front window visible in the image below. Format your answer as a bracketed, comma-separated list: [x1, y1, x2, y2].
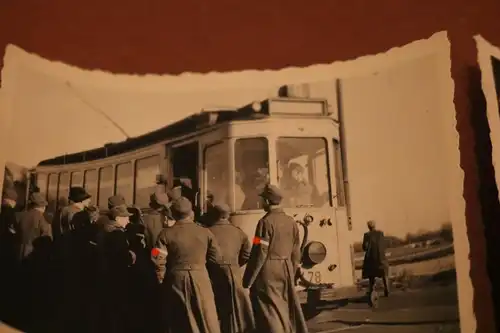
[234, 137, 269, 210]
[204, 141, 230, 208]
[276, 137, 331, 208]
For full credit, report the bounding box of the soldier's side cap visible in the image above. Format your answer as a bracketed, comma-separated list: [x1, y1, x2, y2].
[150, 191, 170, 207]
[108, 195, 126, 208]
[2, 187, 18, 201]
[213, 202, 231, 214]
[367, 220, 376, 228]
[170, 196, 193, 215]
[110, 204, 133, 218]
[167, 186, 182, 201]
[30, 192, 48, 207]
[69, 186, 91, 203]
[259, 184, 283, 204]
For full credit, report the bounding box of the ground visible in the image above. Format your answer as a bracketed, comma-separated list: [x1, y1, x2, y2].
[307, 284, 459, 333]
[308, 245, 460, 333]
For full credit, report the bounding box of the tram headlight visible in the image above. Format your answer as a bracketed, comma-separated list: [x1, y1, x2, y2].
[302, 241, 327, 266]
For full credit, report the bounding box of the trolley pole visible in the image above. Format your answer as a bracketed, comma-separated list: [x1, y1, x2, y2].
[335, 78, 353, 231]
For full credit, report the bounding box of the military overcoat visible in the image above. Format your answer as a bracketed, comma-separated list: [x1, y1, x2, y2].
[207, 218, 255, 333]
[153, 216, 222, 333]
[242, 206, 308, 333]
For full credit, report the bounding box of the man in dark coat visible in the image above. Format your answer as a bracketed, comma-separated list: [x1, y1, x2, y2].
[16, 192, 53, 332]
[206, 203, 255, 333]
[242, 184, 308, 333]
[99, 204, 137, 333]
[143, 191, 172, 251]
[52, 186, 92, 333]
[152, 196, 222, 333]
[0, 187, 19, 325]
[361, 220, 390, 304]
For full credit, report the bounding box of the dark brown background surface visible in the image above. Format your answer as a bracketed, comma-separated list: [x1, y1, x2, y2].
[1, 1, 499, 332]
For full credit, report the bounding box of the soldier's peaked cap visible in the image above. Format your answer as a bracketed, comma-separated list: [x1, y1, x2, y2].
[30, 192, 48, 207]
[69, 186, 91, 203]
[259, 184, 283, 204]
[108, 194, 126, 208]
[150, 191, 169, 207]
[110, 204, 132, 218]
[167, 186, 182, 201]
[170, 196, 192, 216]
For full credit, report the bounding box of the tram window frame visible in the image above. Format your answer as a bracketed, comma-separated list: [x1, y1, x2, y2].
[70, 171, 84, 187]
[203, 140, 230, 211]
[134, 155, 161, 209]
[276, 137, 333, 208]
[36, 173, 48, 200]
[83, 169, 98, 205]
[115, 161, 134, 205]
[47, 173, 59, 212]
[58, 172, 71, 206]
[98, 166, 114, 209]
[333, 139, 346, 207]
[233, 137, 270, 211]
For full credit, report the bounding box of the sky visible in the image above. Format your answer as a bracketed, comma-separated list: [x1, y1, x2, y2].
[2, 52, 451, 240]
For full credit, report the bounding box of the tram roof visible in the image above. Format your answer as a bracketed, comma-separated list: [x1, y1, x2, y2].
[36, 97, 329, 167]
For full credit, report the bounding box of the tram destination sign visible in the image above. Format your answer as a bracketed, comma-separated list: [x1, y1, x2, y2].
[263, 98, 329, 117]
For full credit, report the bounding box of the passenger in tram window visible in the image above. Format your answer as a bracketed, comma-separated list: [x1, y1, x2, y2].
[206, 202, 256, 333]
[281, 162, 314, 207]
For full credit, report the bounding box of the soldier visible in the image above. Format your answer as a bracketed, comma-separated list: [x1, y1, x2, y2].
[152, 196, 222, 333]
[206, 203, 255, 333]
[362, 220, 390, 306]
[16, 192, 53, 332]
[242, 184, 308, 333]
[143, 191, 172, 251]
[0, 187, 19, 325]
[99, 204, 137, 333]
[52, 186, 92, 333]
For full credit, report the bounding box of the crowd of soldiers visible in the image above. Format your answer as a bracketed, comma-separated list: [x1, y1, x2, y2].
[0, 181, 309, 333]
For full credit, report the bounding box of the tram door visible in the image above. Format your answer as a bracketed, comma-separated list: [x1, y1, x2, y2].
[169, 142, 200, 215]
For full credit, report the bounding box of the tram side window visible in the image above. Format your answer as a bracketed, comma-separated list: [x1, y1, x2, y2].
[83, 170, 98, 205]
[71, 171, 83, 187]
[116, 162, 134, 205]
[98, 166, 114, 209]
[135, 155, 161, 208]
[276, 137, 332, 208]
[234, 138, 269, 210]
[36, 173, 48, 199]
[58, 172, 70, 206]
[204, 141, 229, 208]
[47, 173, 59, 213]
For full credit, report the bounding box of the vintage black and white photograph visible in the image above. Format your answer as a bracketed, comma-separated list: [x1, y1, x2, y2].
[0, 32, 472, 333]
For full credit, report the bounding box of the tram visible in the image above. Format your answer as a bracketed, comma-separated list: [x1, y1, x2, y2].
[26, 96, 359, 305]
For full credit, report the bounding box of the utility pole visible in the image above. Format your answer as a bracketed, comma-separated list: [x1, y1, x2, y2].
[336, 78, 352, 231]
